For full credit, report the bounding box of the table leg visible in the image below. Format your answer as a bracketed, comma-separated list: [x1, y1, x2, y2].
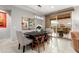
[37, 40, 40, 53]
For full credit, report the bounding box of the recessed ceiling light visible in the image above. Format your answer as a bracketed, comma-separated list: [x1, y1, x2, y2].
[0, 10, 6, 13]
[37, 5, 42, 8]
[50, 6, 54, 8]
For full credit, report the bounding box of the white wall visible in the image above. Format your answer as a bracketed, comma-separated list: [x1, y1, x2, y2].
[72, 6, 79, 32]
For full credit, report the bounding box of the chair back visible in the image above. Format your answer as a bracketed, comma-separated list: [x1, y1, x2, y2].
[41, 35, 45, 42]
[46, 28, 53, 33]
[16, 31, 32, 46]
[71, 32, 79, 52]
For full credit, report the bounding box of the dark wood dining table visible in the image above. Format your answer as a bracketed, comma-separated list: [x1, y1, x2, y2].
[24, 31, 47, 38]
[24, 31, 48, 52]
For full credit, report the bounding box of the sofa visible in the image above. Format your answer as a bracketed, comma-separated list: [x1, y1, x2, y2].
[71, 32, 79, 52]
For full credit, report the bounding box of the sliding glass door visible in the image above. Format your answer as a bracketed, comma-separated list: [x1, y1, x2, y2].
[50, 12, 72, 52]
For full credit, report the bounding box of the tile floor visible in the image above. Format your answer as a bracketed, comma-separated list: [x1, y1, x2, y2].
[0, 37, 76, 53]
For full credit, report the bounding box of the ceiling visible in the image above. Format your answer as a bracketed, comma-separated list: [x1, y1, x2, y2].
[0, 5, 75, 16]
[14, 5, 74, 16]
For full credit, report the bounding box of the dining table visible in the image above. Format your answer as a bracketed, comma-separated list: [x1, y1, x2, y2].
[24, 31, 48, 52]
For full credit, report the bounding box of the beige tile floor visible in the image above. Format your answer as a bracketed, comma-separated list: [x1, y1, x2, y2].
[0, 37, 76, 53]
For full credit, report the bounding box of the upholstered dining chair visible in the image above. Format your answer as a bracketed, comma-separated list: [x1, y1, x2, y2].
[16, 31, 33, 53]
[32, 35, 45, 52]
[46, 28, 53, 44]
[46, 28, 53, 37]
[41, 35, 45, 50]
[71, 32, 79, 52]
[32, 36, 39, 51]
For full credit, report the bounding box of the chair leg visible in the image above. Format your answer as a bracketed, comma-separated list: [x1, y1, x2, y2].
[43, 43, 45, 50]
[41, 42, 45, 50]
[37, 40, 40, 53]
[32, 42, 34, 50]
[23, 45, 25, 53]
[18, 43, 20, 49]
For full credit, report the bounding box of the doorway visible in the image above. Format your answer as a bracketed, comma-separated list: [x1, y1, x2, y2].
[50, 12, 72, 39]
[50, 12, 72, 52]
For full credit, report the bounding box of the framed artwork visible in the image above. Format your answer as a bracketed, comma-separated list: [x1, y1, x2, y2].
[28, 18, 35, 28]
[21, 17, 35, 30]
[21, 17, 28, 30]
[0, 12, 6, 28]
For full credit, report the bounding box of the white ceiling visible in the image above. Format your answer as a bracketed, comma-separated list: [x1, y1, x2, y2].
[14, 5, 74, 16]
[0, 5, 74, 16]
